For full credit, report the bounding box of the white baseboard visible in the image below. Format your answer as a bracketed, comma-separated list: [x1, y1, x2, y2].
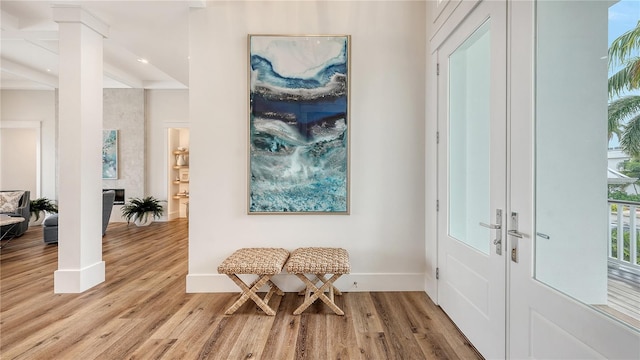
[186, 272, 426, 293]
[54, 261, 105, 293]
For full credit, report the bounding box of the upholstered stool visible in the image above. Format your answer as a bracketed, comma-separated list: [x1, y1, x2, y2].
[286, 247, 350, 315]
[217, 248, 289, 316]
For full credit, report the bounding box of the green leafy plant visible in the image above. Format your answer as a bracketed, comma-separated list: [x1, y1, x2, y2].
[608, 21, 640, 155]
[30, 198, 58, 221]
[121, 196, 165, 224]
[610, 228, 640, 264]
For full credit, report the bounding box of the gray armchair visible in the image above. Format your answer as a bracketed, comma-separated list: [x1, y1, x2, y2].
[102, 190, 115, 234]
[0, 190, 30, 237]
[42, 190, 116, 244]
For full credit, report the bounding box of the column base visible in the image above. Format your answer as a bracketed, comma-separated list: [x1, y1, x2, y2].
[54, 261, 105, 293]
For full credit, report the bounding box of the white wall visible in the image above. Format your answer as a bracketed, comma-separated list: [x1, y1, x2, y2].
[1, 128, 38, 194]
[0, 90, 56, 199]
[187, 1, 427, 292]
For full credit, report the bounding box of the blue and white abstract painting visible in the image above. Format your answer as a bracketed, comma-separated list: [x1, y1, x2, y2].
[102, 129, 118, 179]
[249, 35, 349, 213]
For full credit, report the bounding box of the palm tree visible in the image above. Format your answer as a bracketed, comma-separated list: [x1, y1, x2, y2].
[609, 20, 640, 156]
[609, 19, 640, 96]
[611, 96, 640, 154]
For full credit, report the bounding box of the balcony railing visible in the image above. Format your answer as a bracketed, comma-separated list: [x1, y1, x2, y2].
[608, 199, 640, 274]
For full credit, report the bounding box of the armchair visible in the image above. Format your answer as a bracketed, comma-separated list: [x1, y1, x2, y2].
[43, 190, 115, 244]
[0, 190, 30, 237]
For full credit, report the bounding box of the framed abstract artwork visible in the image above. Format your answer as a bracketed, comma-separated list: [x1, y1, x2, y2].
[248, 35, 350, 214]
[102, 129, 118, 179]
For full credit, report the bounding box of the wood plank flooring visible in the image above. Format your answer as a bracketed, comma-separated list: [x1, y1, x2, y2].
[593, 265, 640, 329]
[1, 220, 481, 359]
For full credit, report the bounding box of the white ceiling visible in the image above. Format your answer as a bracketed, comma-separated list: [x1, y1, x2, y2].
[1, 1, 199, 90]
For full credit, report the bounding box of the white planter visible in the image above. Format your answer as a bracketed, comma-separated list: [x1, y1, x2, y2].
[133, 215, 153, 227]
[29, 211, 45, 226]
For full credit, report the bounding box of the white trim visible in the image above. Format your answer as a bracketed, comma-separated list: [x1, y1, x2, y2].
[54, 261, 106, 293]
[164, 122, 190, 129]
[186, 273, 426, 293]
[430, 0, 481, 52]
[52, 5, 109, 38]
[0, 120, 41, 128]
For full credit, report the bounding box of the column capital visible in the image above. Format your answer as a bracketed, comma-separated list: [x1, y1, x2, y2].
[52, 5, 109, 38]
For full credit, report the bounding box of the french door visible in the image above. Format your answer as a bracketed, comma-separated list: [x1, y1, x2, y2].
[436, 1, 507, 358]
[509, 1, 640, 358]
[435, 1, 640, 358]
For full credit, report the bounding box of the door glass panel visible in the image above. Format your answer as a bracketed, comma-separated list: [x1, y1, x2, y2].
[536, 1, 640, 330]
[448, 21, 491, 254]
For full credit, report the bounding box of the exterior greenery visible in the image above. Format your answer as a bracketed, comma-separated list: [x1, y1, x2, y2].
[608, 189, 640, 202]
[29, 198, 58, 221]
[609, 21, 640, 156]
[609, 22, 640, 266]
[121, 196, 165, 224]
[610, 228, 640, 264]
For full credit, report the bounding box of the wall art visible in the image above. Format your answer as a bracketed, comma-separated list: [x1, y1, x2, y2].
[102, 129, 118, 179]
[248, 35, 350, 214]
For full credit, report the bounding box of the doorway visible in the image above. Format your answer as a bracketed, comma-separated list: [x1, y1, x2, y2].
[0, 124, 40, 196]
[168, 128, 190, 220]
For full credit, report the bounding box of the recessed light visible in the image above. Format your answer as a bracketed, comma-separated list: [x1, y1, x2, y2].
[137, 58, 149, 64]
[46, 68, 51, 72]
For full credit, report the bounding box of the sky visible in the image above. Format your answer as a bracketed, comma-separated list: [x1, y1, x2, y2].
[609, 0, 640, 45]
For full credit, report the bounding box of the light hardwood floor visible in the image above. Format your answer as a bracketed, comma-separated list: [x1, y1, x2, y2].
[594, 265, 640, 329]
[1, 220, 481, 359]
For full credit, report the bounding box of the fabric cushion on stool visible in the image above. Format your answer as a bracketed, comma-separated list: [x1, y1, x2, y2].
[286, 247, 350, 315]
[217, 248, 289, 316]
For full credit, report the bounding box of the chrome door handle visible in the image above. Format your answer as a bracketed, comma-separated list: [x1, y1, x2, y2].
[479, 209, 503, 255]
[479, 222, 501, 229]
[508, 229, 524, 238]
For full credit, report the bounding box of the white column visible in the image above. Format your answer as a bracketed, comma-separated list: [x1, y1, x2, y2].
[53, 5, 109, 293]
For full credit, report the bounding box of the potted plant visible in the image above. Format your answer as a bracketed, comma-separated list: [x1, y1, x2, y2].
[121, 196, 165, 226]
[29, 198, 58, 226]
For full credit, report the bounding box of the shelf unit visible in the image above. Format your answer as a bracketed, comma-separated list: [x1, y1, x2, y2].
[168, 128, 190, 219]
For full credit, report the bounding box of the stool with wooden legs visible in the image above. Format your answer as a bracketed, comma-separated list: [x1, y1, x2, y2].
[286, 247, 350, 315]
[217, 248, 289, 316]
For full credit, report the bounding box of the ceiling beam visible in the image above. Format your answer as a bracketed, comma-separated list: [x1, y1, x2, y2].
[1, 30, 58, 40]
[103, 62, 143, 88]
[0, 58, 58, 88]
[143, 80, 188, 90]
[1, 31, 59, 55]
[0, 80, 54, 90]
